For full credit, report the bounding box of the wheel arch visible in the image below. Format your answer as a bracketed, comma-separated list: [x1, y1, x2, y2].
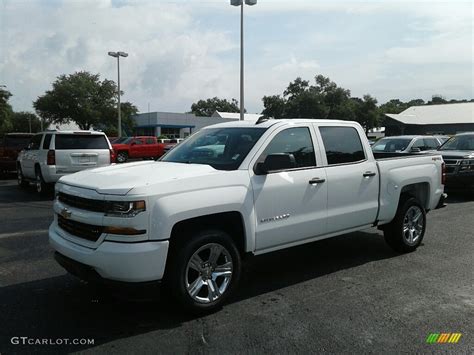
[399, 182, 430, 210]
[168, 211, 247, 257]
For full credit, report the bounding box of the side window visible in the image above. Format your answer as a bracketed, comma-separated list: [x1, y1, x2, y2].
[42, 134, 52, 149]
[259, 127, 316, 168]
[132, 139, 143, 145]
[319, 126, 365, 165]
[412, 139, 426, 150]
[424, 138, 439, 149]
[29, 134, 43, 150]
[145, 138, 154, 144]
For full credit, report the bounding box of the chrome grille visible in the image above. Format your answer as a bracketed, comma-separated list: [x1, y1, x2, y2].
[57, 215, 103, 242]
[58, 192, 106, 213]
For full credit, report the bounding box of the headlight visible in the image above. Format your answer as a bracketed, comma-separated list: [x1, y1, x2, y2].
[105, 200, 146, 217]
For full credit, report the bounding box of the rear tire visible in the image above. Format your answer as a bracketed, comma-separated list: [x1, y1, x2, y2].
[35, 168, 50, 195]
[166, 229, 241, 314]
[384, 196, 426, 253]
[17, 166, 29, 188]
[116, 151, 128, 163]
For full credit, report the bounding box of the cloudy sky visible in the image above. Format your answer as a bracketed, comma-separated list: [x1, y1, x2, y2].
[1, 0, 472, 115]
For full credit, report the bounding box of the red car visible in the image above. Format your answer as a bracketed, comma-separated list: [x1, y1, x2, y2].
[112, 136, 165, 163]
[0, 133, 34, 173]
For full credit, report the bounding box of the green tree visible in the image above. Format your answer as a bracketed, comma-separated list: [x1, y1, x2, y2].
[97, 102, 138, 137]
[261, 75, 352, 120]
[0, 88, 13, 135]
[10, 111, 42, 133]
[34, 71, 135, 132]
[190, 97, 241, 117]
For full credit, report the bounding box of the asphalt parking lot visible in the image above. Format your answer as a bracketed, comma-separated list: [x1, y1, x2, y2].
[0, 176, 473, 354]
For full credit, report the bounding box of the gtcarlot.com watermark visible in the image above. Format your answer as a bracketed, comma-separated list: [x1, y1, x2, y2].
[11, 337, 94, 346]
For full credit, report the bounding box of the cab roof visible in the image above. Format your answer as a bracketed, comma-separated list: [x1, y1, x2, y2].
[204, 118, 359, 129]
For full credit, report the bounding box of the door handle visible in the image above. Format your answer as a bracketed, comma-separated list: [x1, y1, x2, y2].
[363, 171, 377, 177]
[309, 177, 326, 184]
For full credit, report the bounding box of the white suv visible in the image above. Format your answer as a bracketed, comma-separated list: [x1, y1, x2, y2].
[17, 131, 114, 194]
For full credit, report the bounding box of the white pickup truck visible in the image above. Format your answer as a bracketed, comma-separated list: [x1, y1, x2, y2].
[49, 119, 446, 312]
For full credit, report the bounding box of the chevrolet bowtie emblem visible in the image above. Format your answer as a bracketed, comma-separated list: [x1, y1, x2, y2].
[60, 208, 72, 219]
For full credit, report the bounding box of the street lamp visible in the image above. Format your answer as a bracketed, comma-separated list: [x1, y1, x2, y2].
[108, 51, 128, 136]
[231, 0, 257, 121]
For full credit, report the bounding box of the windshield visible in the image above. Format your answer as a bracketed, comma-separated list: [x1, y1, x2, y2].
[113, 137, 130, 144]
[439, 134, 474, 151]
[161, 127, 266, 170]
[372, 138, 413, 152]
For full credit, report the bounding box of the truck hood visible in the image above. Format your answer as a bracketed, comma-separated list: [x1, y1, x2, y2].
[438, 150, 474, 159]
[58, 161, 221, 195]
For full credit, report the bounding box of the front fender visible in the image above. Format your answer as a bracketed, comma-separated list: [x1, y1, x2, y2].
[149, 184, 256, 252]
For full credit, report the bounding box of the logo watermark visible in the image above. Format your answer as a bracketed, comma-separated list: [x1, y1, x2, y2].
[426, 333, 462, 344]
[10, 337, 94, 346]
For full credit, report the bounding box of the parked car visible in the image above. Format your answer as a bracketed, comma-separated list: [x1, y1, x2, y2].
[437, 132, 474, 192]
[371, 135, 444, 155]
[112, 136, 165, 163]
[49, 119, 446, 313]
[0, 133, 34, 173]
[17, 131, 114, 194]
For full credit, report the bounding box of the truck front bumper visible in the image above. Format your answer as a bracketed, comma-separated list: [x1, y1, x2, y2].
[49, 223, 169, 283]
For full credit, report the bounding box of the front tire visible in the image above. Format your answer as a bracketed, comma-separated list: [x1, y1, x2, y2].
[166, 229, 241, 314]
[17, 166, 29, 188]
[384, 196, 426, 253]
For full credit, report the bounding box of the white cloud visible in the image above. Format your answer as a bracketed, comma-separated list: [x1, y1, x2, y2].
[0, 0, 472, 115]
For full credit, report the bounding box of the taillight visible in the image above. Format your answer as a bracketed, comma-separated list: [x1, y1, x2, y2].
[441, 162, 446, 185]
[110, 149, 115, 163]
[47, 150, 55, 165]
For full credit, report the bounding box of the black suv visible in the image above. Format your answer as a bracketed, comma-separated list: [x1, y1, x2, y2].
[438, 132, 474, 192]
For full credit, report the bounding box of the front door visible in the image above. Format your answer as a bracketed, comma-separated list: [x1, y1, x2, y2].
[251, 126, 328, 252]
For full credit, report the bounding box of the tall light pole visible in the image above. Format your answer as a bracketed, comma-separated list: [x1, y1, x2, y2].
[108, 51, 128, 136]
[231, 0, 256, 121]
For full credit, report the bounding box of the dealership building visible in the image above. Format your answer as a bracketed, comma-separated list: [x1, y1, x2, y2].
[133, 111, 262, 138]
[384, 102, 474, 136]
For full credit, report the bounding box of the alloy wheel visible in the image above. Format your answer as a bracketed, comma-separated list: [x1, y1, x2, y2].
[185, 243, 233, 304]
[403, 205, 424, 245]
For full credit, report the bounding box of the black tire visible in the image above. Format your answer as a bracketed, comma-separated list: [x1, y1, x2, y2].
[17, 166, 29, 188]
[35, 167, 50, 195]
[384, 196, 426, 253]
[166, 229, 241, 314]
[116, 151, 128, 163]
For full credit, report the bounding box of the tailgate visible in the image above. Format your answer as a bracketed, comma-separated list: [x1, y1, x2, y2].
[56, 150, 110, 172]
[53, 134, 111, 173]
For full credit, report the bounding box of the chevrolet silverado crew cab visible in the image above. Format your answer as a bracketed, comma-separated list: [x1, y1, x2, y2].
[49, 119, 446, 312]
[17, 131, 114, 194]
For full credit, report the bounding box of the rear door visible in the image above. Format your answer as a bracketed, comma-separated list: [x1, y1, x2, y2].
[251, 125, 328, 252]
[53, 133, 110, 173]
[129, 138, 145, 158]
[22, 134, 43, 178]
[315, 124, 379, 234]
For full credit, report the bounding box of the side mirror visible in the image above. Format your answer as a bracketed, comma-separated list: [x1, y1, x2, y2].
[130, 142, 136, 146]
[411, 147, 421, 153]
[255, 153, 296, 175]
